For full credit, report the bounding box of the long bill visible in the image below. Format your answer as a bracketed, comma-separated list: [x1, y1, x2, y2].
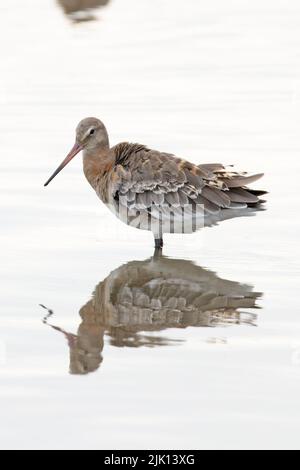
[44, 142, 83, 187]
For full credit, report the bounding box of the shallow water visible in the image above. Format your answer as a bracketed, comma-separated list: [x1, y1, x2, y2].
[0, 0, 300, 450]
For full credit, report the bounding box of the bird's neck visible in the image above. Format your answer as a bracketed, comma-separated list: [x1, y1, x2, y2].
[82, 148, 115, 192]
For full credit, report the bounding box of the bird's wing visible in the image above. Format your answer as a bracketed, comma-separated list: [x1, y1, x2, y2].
[89, 257, 260, 331]
[110, 143, 266, 216]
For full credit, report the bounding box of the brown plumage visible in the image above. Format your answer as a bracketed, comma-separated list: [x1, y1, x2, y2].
[57, 0, 110, 22]
[43, 252, 261, 375]
[44, 117, 267, 247]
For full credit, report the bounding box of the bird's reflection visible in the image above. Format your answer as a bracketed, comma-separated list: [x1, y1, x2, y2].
[43, 250, 262, 375]
[57, 0, 110, 23]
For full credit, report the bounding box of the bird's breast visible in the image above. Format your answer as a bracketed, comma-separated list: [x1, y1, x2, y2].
[83, 152, 115, 204]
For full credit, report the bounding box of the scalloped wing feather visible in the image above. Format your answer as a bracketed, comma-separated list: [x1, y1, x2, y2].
[109, 143, 265, 220]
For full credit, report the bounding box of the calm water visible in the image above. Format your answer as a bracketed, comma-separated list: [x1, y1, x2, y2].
[0, 0, 300, 450]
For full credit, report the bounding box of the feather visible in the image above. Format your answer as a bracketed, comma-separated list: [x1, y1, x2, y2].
[178, 190, 189, 206]
[202, 186, 231, 208]
[229, 202, 248, 210]
[184, 169, 206, 190]
[151, 192, 164, 205]
[135, 193, 148, 209]
[107, 144, 266, 231]
[198, 163, 224, 172]
[165, 191, 180, 207]
[223, 173, 264, 188]
[137, 191, 154, 208]
[227, 188, 259, 203]
[193, 194, 220, 214]
[246, 189, 268, 196]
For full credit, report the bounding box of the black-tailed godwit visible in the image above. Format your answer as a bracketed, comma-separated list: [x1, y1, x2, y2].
[44, 117, 266, 248]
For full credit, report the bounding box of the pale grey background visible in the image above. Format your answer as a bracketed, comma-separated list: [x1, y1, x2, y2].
[0, 0, 299, 450]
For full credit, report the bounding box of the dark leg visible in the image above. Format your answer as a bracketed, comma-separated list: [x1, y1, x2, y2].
[154, 237, 163, 249]
[153, 247, 163, 259]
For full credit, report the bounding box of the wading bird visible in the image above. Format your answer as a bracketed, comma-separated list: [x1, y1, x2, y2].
[42, 253, 261, 375]
[44, 117, 266, 247]
[57, 0, 110, 23]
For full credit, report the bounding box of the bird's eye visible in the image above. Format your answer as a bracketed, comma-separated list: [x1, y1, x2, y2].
[90, 129, 95, 135]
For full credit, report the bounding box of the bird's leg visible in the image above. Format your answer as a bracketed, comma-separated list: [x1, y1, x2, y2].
[153, 246, 163, 259]
[152, 209, 163, 249]
[154, 237, 163, 249]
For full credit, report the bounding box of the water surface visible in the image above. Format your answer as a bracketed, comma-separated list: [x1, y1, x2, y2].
[0, 0, 300, 450]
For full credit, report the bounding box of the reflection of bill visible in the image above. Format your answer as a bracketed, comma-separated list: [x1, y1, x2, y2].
[43, 253, 262, 375]
[57, 0, 110, 22]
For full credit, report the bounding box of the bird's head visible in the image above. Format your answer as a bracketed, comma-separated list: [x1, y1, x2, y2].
[44, 117, 109, 187]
